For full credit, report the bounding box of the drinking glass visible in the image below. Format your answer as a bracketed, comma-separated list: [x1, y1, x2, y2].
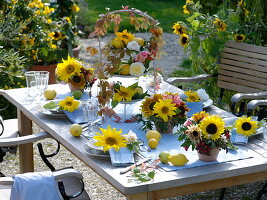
[262, 118, 267, 142]
[82, 99, 98, 138]
[35, 71, 49, 102]
[25, 71, 39, 102]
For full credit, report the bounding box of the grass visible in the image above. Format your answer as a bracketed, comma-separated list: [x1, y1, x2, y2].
[77, 0, 186, 34]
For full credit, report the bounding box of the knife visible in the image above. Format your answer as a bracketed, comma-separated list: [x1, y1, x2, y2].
[119, 157, 152, 175]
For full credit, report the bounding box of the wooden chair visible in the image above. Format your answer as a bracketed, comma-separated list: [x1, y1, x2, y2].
[166, 40, 267, 118]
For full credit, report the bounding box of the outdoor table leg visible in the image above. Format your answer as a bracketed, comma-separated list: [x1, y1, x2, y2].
[18, 109, 33, 173]
[126, 192, 152, 200]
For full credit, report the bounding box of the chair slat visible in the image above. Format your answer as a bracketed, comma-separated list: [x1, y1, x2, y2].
[217, 80, 262, 93]
[220, 64, 267, 79]
[225, 41, 267, 55]
[221, 54, 267, 68]
[218, 75, 267, 91]
[221, 58, 267, 73]
[223, 47, 267, 61]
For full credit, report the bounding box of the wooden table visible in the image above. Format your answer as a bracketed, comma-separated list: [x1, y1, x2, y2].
[2, 83, 267, 200]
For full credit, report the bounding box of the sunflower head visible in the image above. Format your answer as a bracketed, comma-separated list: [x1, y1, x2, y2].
[141, 94, 162, 117]
[179, 34, 189, 47]
[199, 115, 225, 141]
[234, 34, 245, 42]
[93, 125, 127, 152]
[172, 23, 186, 35]
[115, 30, 134, 45]
[69, 74, 86, 89]
[113, 86, 135, 102]
[183, 4, 190, 14]
[184, 90, 200, 102]
[213, 18, 227, 32]
[153, 99, 177, 122]
[186, 125, 202, 142]
[192, 111, 209, 123]
[58, 96, 80, 112]
[235, 116, 258, 136]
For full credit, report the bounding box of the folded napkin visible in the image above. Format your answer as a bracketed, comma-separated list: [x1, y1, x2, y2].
[186, 102, 203, 117]
[231, 129, 248, 145]
[109, 148, 135, 167]
[63, 108, 87, 124]
[10, 171, 61, 200]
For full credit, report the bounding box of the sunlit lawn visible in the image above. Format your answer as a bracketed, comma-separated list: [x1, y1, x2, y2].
[78, 0, 186, 33]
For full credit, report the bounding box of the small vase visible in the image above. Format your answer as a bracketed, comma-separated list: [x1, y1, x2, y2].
[68, 83, 84, 92]
[154, 121, 174, 134]
[198, 148, 220, 162]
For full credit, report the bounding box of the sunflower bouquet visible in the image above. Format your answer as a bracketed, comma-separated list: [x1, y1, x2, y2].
[55, 56, 95, 90]
[103, 29, 156, 76]
[178, 111, 236, 156]
[111, 82, 148, 108]
[180, 89, 209, 102]
[138, 92, 189, 133]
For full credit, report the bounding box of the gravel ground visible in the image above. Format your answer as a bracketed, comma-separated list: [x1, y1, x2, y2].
[1, 33, 267, 200]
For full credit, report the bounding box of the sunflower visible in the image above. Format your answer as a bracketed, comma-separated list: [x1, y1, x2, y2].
[141, 94, 162, 117]
[213, 18, 227, 32]
[153, 99, 177, 122]
[56, 56, 83, 82]
[113, 86, 135, 102]
[186, 125, 202, 142]
[199, 115, 225, 140]
[234, 34, 245, 42]
[184, 90, 200, 102]
[172, 23, 186, 35]
[235, 116, 258, 136]
[192, 111, 209, 123]
[115, 30, 134, 45]
[52, 31, 62, 40]
[93, 125, 127, 152]
[58, 96, 80, 112]
[69, 74, 86, 89]
[179, 34, 189, 47]
[183, 4, 190, 14]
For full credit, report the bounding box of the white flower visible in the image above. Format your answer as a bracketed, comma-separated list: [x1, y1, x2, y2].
[125, 130, 138, 143]
[127, 41, 140, 51]
[129, 62, 145, 76]
[196, 89, 209, 101]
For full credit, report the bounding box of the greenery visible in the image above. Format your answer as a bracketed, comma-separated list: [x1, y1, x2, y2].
[77, 0, 186, 34]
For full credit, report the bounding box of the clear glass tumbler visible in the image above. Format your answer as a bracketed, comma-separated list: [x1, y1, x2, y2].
[82, 99, 98, 138]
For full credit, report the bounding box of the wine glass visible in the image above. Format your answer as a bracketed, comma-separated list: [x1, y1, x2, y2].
[82, 99, 98, 138]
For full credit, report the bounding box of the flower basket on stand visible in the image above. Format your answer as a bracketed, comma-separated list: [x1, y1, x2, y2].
[87, 7, 164, 119]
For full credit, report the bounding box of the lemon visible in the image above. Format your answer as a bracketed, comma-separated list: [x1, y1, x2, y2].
[133, 37, 145, 46]
[72, 90, 83, 100]
[69, 124, 82, 137]
[44, 89, 56, 100]
[159, 151, 170, 164]
[169, 154, 189, 166]
[146, 130, 161, 141]
[148, 138, 158, 149]
[119, 64, 130, 75]
[112, 38, 125, 49]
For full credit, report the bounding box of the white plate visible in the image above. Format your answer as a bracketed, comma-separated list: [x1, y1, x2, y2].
[38, 108, 66, 118]
[82, 143, 110, 159]
[202, 99, 213, 108]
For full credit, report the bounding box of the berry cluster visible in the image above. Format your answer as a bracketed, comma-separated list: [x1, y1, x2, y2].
[196, 141, 212, 156]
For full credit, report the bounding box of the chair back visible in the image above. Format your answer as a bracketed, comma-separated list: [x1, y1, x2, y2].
[217, 41, 267, 93]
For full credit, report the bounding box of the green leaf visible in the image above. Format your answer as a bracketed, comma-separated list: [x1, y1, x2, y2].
[187, 12, 201, 23]
[148, 171, 155, 179]
[111, 100, 119, 108]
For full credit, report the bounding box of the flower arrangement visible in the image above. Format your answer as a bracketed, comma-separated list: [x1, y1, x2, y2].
[138, 92, 189, 133]
[111, 82, 148, 108]
[180, 89, 209, 102]
[234, 116, 258, 137]
[55, 56, 95, 90]
[103, 29, 156, 76]
[178, 111, 236, 156]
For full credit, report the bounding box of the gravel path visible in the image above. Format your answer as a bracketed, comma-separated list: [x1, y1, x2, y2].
[1, 33, 266, 200]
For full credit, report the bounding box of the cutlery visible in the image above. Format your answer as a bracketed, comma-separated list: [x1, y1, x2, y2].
[120, 157, 152, 174]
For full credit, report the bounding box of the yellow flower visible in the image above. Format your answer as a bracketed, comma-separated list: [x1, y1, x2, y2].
[50, 44, 57, 49]
[199, 115, 225, 140]
[192, 111, 209, 123]
[59, 96, 80, 112]
[186, 125, 202, 142]
[93, 125, 127, 152]
[183, 5, 190, 14]
[46, 19, 52, 24]
[113, 86, 135, 102]
[184, 90, 200, 102]
[115, 30, 134, 45]
[65, 17, 71, 23]
[179, 34, 189, 47]
[129, 62, 145, 76]
[153, 99, 176, 122]
[141, 94, 162, 117]
[172, 23, 186, 35]
[235, 116, 258, 136]
[28, 2, 35, 8]
[29, 37, 35, 46]
[52, 31, 62, 40]
[69, 74, 86, 89]
[56, 56, 83, 82]
[35, 10, 41, 15]
[214, 18, 227, 32]
[234, 34, 245, 42]
[71, 4, 80, 12]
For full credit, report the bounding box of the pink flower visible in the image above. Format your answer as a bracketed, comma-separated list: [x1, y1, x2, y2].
[135, 51, 154, 63]
[183, 119, 192, 127]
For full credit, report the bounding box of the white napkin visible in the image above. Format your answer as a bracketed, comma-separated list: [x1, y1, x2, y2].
[109, 148, 135, 167]
[10, 171, 61, 200]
